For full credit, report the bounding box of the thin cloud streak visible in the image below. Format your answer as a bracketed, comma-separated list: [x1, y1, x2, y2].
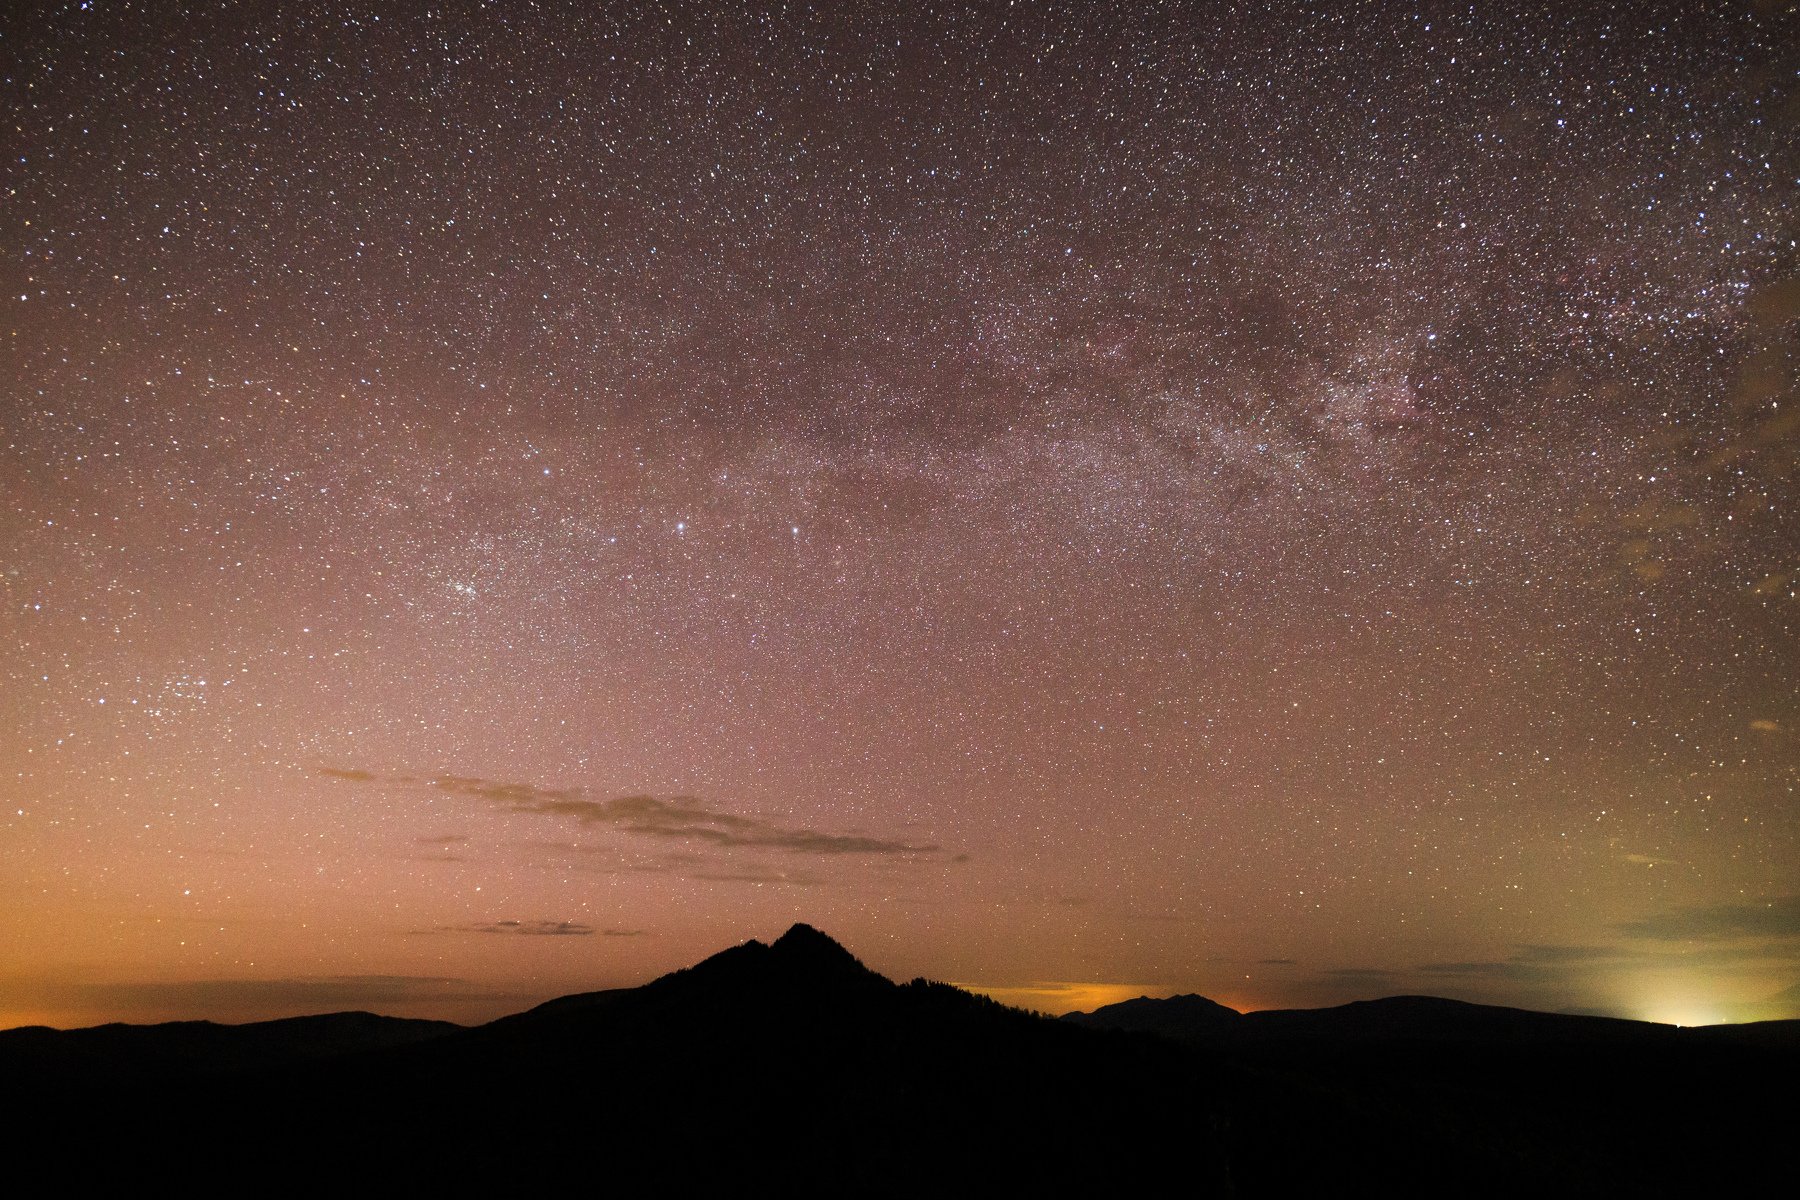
[1616, 896, 1800, 941]
[428, 920, 597, 937]
[322, 769, 943, 858]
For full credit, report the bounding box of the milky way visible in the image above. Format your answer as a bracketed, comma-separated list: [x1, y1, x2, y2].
[3, 1, 1795, 1027]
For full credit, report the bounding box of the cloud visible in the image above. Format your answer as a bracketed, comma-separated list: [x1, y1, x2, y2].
[687, 868, 823, 886]
[1415, 944, 1624, 982]
[603, 929, 646, 937]
[526, 844, 691, 872]
[0, 972, 543, 1026]
[1644, 942, 1800, 965]
[1444, 942, 1800, 975]
[1616, 896, 1800, 941]
[520, 843, 825, 886]
[1322, 967, 1399, 980]
[1510, 944, 1619, 964]
[476, 789, 936, 856]
[1759, 980, 1800, 1008]
[427, 776, 583, 806]
[1417, 960, 1536, 980]
[43, 975, 495, 1010]
[1256, 958, 1297, 966]
[323, 768, 942, 858]
[431, 920, 596, 936]
[417, 834, 468, 846]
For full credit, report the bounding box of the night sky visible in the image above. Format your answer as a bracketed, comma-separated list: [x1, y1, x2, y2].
[4, 1, 1795, 1030]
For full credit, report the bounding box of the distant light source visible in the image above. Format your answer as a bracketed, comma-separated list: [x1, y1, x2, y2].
[1644, 1003, 1725, 1028]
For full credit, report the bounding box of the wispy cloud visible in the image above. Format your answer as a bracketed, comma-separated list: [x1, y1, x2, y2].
[429, 920, 596, 936]
[426, 776, 582, 806]
[520, 843, 825, 886]
[1511, 944, 1619, 964]
[323, 769, 942, 858]
[451, 786, 936, 856]
[1417, 960, 1533, 980]
[1416, 940, 1800, 982]
[687, 868, 824, 886]
[1322, 967, 1400, 980]
[39, 975, 497, 1010]
[1616, 896, 1800, 941]
[1416, 944, 1626, 980]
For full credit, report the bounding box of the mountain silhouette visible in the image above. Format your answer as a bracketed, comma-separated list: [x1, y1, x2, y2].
[1062, 991, 1244, 1037]
[4, 925, 1792, 1196]
[1067, 989, 1800, 1048]
[0, 1009, 457, 1087]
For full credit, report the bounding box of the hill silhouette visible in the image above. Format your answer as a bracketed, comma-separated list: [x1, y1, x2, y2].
[1069, 989, 1800, 1050]
[1061, 990, 1245, 1037]
[0, 1010, 458, 1086]
[4, 925, 1791, 1196]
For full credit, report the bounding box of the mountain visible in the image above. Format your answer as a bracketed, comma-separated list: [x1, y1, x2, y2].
[1067, 989, 1800, 1048]
[494, 920, 890, 1029]
[1061, 991, 1244, 1039]
[1238, 993, 1666, 1044]
[3, 926, 1792, 1196]
[1066, 991, 1667, 1045]
[5, 926, 1231, 1193]
[0, 1009, 459, 1086]
[1063, 986, 1796, 1197]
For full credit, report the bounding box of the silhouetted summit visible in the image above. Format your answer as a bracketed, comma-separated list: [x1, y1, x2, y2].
[770, 920, 871, 975]
[4, 926, 1793, 1198]
[485, 922, 886, 1033]
[660, 920, 885, 994]
[1063, 991, 1244, 1038]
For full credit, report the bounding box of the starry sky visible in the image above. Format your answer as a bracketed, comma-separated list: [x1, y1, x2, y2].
[3, 1, 1796, 1030]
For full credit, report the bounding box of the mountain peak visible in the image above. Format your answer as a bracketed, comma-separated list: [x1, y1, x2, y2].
[770, 923, 866, 973]
[773, 922, 839, 950]
[642, 923, 886, 1001]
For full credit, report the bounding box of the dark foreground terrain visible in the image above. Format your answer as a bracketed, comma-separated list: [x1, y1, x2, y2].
[3, 925, 1792, 1196]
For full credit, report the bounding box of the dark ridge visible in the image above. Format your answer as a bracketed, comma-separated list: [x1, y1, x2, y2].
[0, 1010, 459, 1086]
[1673, 1016, 1800, 1047]
[1065, 990, 1759, 1046]
[1063, 991, 1244, 1037]
[4, 927, 1793, 1196]
[499, 985, 631, 1024]
[1238, 994, 1669, 1044]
